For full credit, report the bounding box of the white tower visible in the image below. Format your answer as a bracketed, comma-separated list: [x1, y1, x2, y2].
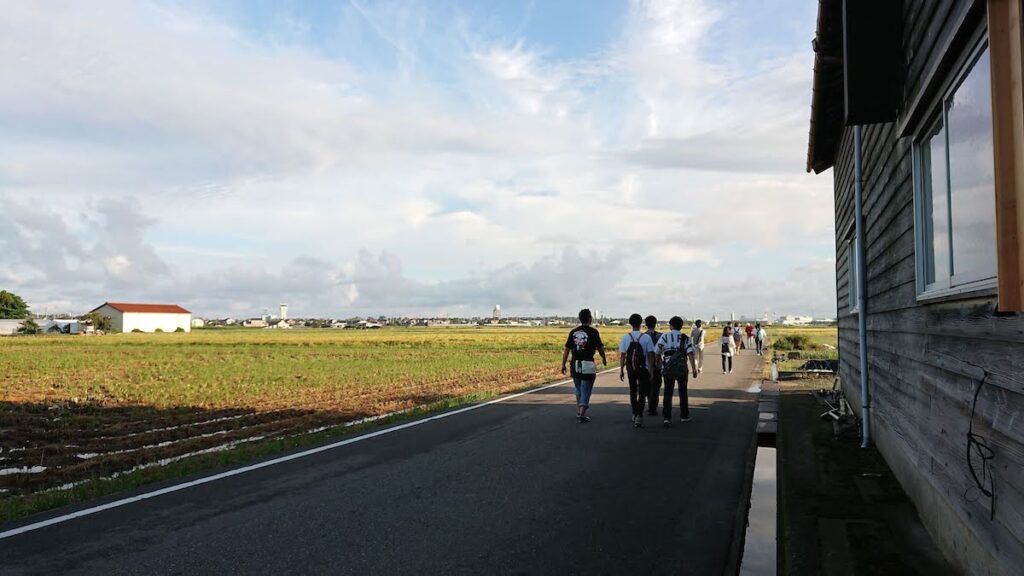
[280, 303, 288, 320]
[493, 304, 501, 320]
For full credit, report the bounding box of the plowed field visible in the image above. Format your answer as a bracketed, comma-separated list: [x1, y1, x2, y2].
[0, 327, 621, 513]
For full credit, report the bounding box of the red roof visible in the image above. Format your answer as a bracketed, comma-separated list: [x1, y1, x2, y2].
[93, 302, 191, 314]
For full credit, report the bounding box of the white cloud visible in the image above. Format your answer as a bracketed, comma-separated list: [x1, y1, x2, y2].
[0, 0, 837, 318]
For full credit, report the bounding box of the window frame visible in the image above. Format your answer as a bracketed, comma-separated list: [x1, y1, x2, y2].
[912, 28, 997, 302]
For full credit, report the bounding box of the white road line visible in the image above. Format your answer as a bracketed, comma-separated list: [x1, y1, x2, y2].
[0, 369, 615, 540]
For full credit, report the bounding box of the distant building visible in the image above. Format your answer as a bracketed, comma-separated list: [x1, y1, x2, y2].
[90, 302, 192, 333]
[492, 304, 501, 320]
[42, 319, 81, 334]
[279, 303, 288, 320]
[0, 319, 26, 336]
[191, 318, 206, 328]
[777, 315, 813, 326]
[243, 319, 267, 328]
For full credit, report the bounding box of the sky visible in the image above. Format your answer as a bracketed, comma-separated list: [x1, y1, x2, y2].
[0, 0, 837, 320]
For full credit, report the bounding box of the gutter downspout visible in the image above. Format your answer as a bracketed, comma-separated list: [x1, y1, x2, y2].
[854, 124, 871, 448]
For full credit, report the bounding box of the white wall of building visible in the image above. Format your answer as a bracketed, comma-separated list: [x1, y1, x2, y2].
[0, 319, 25, 336]
[122, 312, 191, 333]
[93, 305, 191, 333]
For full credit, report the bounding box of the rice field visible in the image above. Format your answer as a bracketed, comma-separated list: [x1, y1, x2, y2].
[2, 326, 624, 518]
[0, 323, 829, 519]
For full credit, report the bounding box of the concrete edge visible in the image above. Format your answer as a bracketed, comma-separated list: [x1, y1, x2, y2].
[723, 406, 760, 576]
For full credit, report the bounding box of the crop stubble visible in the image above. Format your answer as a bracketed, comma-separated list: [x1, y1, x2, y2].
[0, 327, 595, 499]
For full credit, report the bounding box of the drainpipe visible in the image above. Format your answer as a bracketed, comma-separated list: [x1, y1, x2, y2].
[854, 125, 871, 448]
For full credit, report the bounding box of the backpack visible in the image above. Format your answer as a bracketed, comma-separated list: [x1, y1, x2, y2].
[662, 334, 689, 379]
[625, 334, 648, 375]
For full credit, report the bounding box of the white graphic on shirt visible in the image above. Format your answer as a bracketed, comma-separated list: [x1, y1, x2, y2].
[573, 330, 589, 350]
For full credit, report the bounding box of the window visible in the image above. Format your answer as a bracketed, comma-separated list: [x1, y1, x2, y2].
[913, 42, 997, 298]
[848, 238, 860, 313]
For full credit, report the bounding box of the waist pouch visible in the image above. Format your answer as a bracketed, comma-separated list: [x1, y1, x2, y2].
[574, 360, 597, 375]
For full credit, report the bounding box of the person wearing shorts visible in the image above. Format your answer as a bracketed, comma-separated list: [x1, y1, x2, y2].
[561, 308, 607, 423]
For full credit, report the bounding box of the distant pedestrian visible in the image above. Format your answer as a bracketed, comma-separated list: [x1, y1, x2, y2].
[732, 324, 743, 351]
[745, 323, 754, 348]
[656, 316, 697, 427]
[755, 323, 768, 356]
[644, 315, 663, 416]
[690, 319, 706, 376]
[562, 309, 607, 423]
[619, 313, 656, 428]
[721, 326, 736, 374]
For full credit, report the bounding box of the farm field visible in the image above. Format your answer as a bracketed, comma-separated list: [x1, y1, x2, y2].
[2, 326, 628, 519]
[0, 323, 832, 520]
[769, 325, 839, 351]
[766, 325, 839, 385]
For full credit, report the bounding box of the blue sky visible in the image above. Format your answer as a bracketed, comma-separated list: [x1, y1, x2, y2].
[0, 0, 836, 319]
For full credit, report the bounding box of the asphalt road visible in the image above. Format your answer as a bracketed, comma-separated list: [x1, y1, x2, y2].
[1, 351, 760, 576]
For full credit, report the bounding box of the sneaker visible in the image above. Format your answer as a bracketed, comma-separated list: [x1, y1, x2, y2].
[681, 417, 691, 423]
[663, 419, 671, 428]
[579, 415, 591, 424]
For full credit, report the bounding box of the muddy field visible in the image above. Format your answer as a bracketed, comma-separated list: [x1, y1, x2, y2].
[1, 327, 596, 503]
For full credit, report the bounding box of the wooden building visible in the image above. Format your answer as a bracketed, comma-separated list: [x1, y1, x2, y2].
[807, 1, 1024, 574]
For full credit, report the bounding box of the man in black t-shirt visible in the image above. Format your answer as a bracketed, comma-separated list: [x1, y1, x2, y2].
[644, 315, 663, 415]
[561, 308, 607, 423]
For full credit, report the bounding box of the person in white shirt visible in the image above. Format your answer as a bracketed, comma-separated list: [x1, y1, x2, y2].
[690, 319, 706, 375]
[755, 323, 768, 356]
[655, 316, 698, 427]
[619, 313, 656, 428]
[720, 326, 737, 374]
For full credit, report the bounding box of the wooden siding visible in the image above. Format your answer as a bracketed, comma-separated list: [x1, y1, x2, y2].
[831, 1, 1024, 574]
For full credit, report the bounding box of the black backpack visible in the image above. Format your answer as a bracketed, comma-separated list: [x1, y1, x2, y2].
[625, 334, 648, 375]
[662, 334, 689, 379]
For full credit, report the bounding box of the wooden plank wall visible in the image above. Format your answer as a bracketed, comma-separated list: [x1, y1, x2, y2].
[832, 1, 1024, 574]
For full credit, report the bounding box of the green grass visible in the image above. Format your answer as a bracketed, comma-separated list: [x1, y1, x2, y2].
[729, 325, 839, 378]
[768, 326, 838, 352]
[0, 327, 586, 410]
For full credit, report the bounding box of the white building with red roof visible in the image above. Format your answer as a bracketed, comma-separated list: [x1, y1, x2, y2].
[89, 302, 192, 334]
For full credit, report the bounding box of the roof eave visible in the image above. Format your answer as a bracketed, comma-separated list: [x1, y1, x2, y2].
[806, 0, 845, 174]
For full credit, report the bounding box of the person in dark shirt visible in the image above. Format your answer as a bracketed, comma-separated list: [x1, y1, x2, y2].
[644, 315, 663, 415]
[561, 308, 607, 423]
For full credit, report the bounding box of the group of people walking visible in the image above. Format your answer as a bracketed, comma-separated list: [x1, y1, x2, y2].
[725, 322, 769, 359]
[560, 309, 768, 428]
